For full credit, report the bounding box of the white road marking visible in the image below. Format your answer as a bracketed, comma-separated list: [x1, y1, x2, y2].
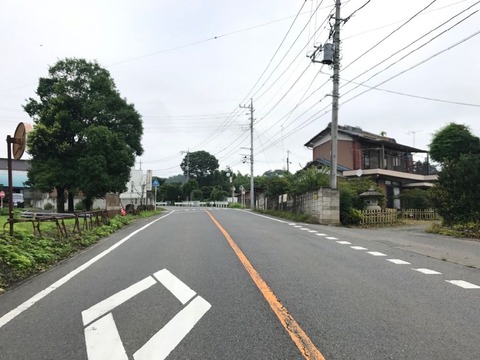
[326, 237, 338, 240]
[368, 252, 387, 257]
[299, 228, 310, 231]
[153, 269, 196, 305]
[84, 313, 128, 360]
[294, 225, 302, 228]
[445, 280, 480, 289]
[336, 241, 352, 245]
[82, 276, 156, 326]
[414, 268, 442, 275]
[315, 233, 327, 236]
[133, 296, 211, 360]
[387, 259, 411, 265]
[82, 269, 211, 360]
[308, 230, 318, 233]
[351, 246, 368, 250]
[288, 223, 296, 226]
[0, 213, 173, 329]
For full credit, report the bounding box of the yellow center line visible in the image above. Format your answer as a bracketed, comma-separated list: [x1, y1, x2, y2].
[206, 211, 325, 360]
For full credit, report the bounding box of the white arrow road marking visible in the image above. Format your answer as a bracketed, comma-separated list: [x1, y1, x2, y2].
[133, 296, 211, 360]
[82, 276, 156, 326]
[84, 313, 128, 360]
[153, 269, 196, 305]
[82, 269, 211, 360]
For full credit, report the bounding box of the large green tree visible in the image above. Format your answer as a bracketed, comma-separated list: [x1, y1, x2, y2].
[429, 123, 480, 163]
[428, 123, 480, 224]
[180, 151, 219, 187]
[24, 58, 143, 211]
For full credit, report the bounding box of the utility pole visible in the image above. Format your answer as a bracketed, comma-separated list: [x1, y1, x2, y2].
[330, 0, 341, 190]
[286, 150, 290, 173]
[309, 0, 341, 189]
[240, 98, 255, 209]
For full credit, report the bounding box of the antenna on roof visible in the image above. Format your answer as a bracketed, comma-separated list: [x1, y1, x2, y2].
[407, 130, 422, 147]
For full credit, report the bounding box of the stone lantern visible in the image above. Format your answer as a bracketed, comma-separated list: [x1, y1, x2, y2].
[359, 187, 383, 211]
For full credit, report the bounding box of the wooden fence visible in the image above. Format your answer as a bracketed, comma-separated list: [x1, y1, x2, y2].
[360, 208, 437, 225]
[361, 209, 398, 225]
[398, 208, 437, 220]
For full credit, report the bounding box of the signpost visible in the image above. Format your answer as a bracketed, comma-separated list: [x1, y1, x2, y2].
[6, 122, 32, 235]
[152, 178, 160, 209]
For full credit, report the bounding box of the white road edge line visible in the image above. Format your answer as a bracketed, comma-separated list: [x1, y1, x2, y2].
[387, 259, 411, 265]
[0, 212, 174, 329]
[368, 252, 387, 257]
[84, 313, 128, 360]
[445, 280, 480, 289]
[153, 269, 196, 305]
[336, 241, 351, 245]
[133, 296, 211, 360]
[82, 276, 157, 326]
[413, 268, 442, 275]
[351, 246, 368, 250]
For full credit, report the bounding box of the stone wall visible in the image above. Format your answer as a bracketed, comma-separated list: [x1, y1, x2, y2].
[292, 188, 340, 225]
[266, 188, 339, 225]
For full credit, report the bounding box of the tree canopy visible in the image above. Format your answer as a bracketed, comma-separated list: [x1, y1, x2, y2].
[429, 123, 480, 163]
[428, 123, 480, 224]
[24, 58, 143, 211]
[180, 151, 219, 187]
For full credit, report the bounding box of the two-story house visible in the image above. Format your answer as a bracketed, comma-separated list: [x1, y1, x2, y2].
[304, 124, 438, 208]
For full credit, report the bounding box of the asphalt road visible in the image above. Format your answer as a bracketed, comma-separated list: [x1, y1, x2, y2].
[0, 208, 479, 359]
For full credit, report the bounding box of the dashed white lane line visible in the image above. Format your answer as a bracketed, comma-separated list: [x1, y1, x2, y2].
[387, 259, 411, 265]
[287, 223, 476, 291]
[368, 251, 387, 257]
[445, 280, 480, 289]
[351, 246, 368, 250]
[414, 268, 442, 275]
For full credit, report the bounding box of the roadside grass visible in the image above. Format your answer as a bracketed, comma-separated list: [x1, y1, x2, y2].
[0, 210, 162, 292]
[427, 221, 480, 240]
[254, 209, 315, 223]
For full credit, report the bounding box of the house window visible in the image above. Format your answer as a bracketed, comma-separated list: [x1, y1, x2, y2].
[393, 156, 401, 167]
[363, 151, 370, 169]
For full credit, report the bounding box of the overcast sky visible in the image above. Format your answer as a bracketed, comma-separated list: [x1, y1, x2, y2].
[1, 0, 479, 178]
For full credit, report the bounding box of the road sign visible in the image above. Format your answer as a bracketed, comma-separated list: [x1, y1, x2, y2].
[152, 178, 160, 187]
[145, 170, 153, 191]
[0, 191, 4, 199]
[82, 269, 211, 360]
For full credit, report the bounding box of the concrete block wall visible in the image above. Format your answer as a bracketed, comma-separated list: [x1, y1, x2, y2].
[293, 188, 340, 225]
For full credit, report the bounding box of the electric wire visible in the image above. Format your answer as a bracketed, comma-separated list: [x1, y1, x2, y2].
[341, 0, 439, 72]
[341, 29, 480, 107]
[340, 77, 480, 107]
[340, 2, 480, 97]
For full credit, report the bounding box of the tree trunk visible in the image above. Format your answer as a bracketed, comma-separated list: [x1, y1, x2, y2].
[56, 187, 65, 213]
[68, 192, 74, 212]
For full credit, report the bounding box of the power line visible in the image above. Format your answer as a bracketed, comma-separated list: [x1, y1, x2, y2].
[240, 0, 309, 103]
[340, 2, 480, 98]
[342, 0, 439, 72]
[342, 29, 480, 106]
[340, 77, 480, 107]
